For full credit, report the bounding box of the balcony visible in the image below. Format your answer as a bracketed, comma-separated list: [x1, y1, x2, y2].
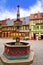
[19, 30, 30, 32]
[31, 29, 43, 32]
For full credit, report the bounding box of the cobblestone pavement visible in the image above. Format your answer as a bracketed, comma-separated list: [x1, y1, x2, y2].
[0, 39, 43, 65]
[29, 40, 43, 65]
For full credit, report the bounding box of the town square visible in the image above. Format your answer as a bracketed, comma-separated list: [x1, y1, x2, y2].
[0, 0, 43, 65]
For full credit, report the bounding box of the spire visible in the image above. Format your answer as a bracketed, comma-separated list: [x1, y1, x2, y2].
[17, 5, 20, 19]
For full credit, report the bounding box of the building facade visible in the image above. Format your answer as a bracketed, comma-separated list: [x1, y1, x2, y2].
[30, 12, 43, 40]
[0, 6, 30, 39]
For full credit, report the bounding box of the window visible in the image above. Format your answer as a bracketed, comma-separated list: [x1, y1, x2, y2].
[33, 26, 39, 30]
[8, 27, 9, 30]
[16, 26, 20, 29]
[39, 20, 41, 23]
[41, 14, 43, 17]
[33, 20, 38, 24]
[33, 21, 35, 23]
[41, 20, 43, 23]
[23, 26, 25, 30]
[11, 27, 14, 30]
[14, 33, 15, 36]
[16, 33, 18, 36]
[6, 32, 8, 37]
[25, 26, 27, 30]
[41, 26, 43, 29]
[21, 27, 23, 30]
[35, 14, 38, 18]
[34, 20, 38, 23]
[19, 33, 21, 36]
[4, 28, 7, 30]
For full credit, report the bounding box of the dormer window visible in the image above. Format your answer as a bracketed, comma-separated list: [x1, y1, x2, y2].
[35, 14, 37, 18]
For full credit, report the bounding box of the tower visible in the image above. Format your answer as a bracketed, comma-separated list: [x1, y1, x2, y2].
[14, 5, 22, 29]
[17, 5, 20, 20]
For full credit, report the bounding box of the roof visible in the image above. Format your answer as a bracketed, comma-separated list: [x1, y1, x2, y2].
[0, 16, 30, 27]
[30, 12, 43, 20]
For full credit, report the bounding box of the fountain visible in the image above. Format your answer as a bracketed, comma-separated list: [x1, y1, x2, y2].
[0, 5, 34, 65]
[4, 37, 30, 60]
[0, 37, 34, 65]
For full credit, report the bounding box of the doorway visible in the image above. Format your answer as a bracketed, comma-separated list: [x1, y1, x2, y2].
[0, 32, 2, 37]
[41, 35, 43, 39]
[34, 33, 36, 40]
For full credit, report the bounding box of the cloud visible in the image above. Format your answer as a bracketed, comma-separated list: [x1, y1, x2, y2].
[0, 10, 16, 20]
[0, 0, 43, 20]
[29, 0, 43, 13]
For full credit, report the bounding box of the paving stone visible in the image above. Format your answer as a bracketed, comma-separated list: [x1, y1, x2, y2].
[0, 39, 43, 65]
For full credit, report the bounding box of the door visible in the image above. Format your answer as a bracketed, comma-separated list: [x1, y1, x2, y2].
[34, 33, 36, 40]
[0, 32, 2, 37]
[41, 35, 43, 39]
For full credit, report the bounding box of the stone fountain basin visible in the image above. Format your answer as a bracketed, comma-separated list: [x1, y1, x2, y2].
[5, 42, 29, 47]
[4, 42, 30, 60]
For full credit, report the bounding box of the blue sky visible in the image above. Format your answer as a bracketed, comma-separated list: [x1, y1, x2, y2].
[0, 0, 43, 20]
[3, 0, 37, 9]
[0, 0, 37, 9]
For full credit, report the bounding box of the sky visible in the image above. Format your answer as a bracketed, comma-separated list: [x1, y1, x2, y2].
[0, 0, 43, 20]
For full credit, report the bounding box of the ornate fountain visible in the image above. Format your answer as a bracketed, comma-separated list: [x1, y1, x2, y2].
[1, 5, 34, 65]
[4, 37, 30, 60]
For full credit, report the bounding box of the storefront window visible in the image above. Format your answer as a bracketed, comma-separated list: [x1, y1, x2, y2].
[16, 33, 18, 36]
[19, 33, 21, 36]
[14, 33, 15, 36]
[11, 33, 13, 37]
